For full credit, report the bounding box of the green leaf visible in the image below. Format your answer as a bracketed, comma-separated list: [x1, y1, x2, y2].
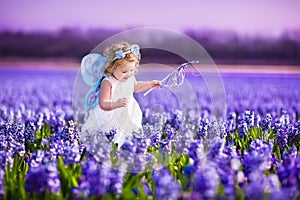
[274, 143, 282, 161]
[57, 156, 81, 199]
[4, 154, 29, 200]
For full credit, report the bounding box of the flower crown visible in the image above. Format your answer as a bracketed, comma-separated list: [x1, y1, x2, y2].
[113, 44, 141, 61]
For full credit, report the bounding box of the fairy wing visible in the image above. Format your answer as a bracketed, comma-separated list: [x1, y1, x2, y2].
[83, 80, 102, 110]
[81, 53, 107, 86]
[80, 53, 107, 110]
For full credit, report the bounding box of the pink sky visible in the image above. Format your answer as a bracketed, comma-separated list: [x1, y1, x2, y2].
[1, 0, 299, 36]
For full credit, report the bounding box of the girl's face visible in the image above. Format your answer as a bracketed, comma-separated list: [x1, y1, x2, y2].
[112, 61, 136, 82]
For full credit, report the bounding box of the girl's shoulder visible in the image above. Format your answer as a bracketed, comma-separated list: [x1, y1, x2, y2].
[103, 76, 119, 85]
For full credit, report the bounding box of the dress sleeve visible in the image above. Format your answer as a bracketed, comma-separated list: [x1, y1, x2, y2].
[103, 76, 112, 85]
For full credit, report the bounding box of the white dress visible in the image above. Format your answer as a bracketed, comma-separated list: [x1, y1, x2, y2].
[81, 75, 143, 147]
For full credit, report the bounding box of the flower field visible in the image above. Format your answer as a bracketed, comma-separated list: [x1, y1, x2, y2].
[0, 68, 300, 199]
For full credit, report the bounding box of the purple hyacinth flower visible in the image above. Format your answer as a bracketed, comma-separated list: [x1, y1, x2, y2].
[192, 164, 220, 199]
[152, 168, 181, 200]
[25, 162, 61, 195]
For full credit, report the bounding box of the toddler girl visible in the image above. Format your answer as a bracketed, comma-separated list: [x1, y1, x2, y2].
[82, 42, 161, 147]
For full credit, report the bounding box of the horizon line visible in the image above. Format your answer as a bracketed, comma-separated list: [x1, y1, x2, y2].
[1, 25, 300, 38]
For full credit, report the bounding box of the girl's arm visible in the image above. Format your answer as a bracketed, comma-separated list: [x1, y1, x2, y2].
[99, 80, 127, 111]
[134, 80, 161, 93]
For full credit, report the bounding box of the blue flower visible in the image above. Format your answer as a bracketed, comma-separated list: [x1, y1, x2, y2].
[168, 110, 183, 130]
[277, 147, 299, 190]
[226, 112, 237, 134]
[260, 113, 272, 132]
[164, 124, 177, 140]
[244, 172, 280, 200]
[195, 118, 209, 139]
[243, 139, 273, 176]
[274, 120, 288, 150]
[192, 164, 219, 199]
[152, 168, 181, 200]
[75, 159, 126, 197]
[0, 169, 4, 196]
[25, 162, 60, 194]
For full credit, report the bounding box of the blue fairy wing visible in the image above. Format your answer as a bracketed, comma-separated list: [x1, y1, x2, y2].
[81, 53, 107, 86]
[83, 81, 101, 110]
[81, 53, 107, 110]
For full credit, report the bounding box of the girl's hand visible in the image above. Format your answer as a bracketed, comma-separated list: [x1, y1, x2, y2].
[116, 98, 127, 108]
[151, 80, 161, 89]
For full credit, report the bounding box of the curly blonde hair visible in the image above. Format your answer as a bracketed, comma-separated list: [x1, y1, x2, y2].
[103, 42, 140, 76]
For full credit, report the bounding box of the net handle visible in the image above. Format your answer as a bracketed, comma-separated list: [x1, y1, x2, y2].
[143, 73, 172, 96]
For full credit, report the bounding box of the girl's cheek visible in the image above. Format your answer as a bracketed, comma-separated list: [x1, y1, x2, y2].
[125, 72, 132, 78]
